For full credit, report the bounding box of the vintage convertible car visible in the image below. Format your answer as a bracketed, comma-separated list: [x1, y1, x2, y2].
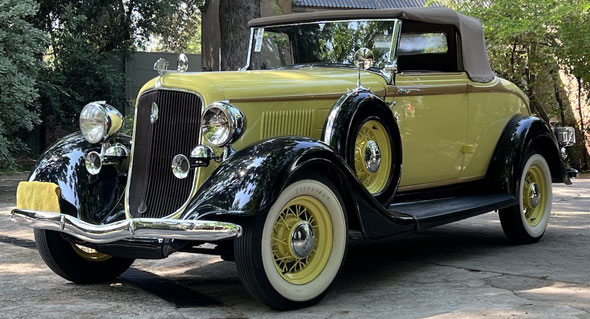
[12, 7, 576, 309]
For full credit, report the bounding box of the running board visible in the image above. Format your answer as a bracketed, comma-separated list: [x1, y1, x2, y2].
[387, 194, 517, 232]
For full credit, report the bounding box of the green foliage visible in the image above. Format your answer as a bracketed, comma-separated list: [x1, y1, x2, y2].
[444, 0, 590, 108]
[38, 8, 127, 132]
[557, 3, 590, 82]
[35, 0, 204, 131]
[0, 0, 47, 168]
[154, 3, 203, 54]
[0, 0, 203, 168]
[120, 115, 135, 136]
[443, 0, 590, 168]
[35, 0, 204, 53]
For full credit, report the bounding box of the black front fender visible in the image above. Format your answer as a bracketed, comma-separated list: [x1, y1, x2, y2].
[182, 137, 414, 240]
[27, 133, 130, 225]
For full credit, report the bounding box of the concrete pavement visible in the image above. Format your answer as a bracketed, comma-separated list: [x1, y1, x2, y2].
[1, 175, 589, 318]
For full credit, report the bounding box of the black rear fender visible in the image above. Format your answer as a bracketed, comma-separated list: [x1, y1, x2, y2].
[486, 115, 570, 196]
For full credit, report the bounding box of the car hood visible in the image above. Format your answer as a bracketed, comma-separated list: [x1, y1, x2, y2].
[138, 67, 388, 104]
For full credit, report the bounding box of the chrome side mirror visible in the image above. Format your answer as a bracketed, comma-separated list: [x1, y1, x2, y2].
[354, 48, 374, 70]
[354, 48, 374, 91]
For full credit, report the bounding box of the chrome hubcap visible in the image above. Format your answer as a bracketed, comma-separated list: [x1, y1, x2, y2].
[529, 183, 540, 208]
[364, 140, 381, 173]
[290, 221, 315, 258]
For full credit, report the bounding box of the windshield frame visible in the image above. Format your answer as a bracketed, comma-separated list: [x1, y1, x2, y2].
[243, 18, 403, 82]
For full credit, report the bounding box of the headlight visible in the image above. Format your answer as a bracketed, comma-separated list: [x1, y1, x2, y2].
[201, 102, 245, 147]
[79, 101, 124, 144]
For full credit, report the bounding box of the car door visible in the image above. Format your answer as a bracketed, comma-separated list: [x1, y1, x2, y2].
[385, 23, 470, 190]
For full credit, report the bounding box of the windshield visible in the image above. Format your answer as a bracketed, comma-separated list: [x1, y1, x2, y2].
[248, 20, 397, 70]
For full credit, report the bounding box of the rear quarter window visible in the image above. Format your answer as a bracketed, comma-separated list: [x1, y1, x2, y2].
[397, 23, 460, 73]
[398, 33, 448, 55]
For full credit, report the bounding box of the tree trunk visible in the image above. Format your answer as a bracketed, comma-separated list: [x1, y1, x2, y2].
[510, 39, 517, 73]
[552, 72, 566, 125]
[577, 76, 589, 170]
[218, 0, 260, 71]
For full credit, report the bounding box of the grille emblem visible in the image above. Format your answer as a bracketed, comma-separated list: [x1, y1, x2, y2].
[138, 200, 148, 214]
[151, 102, 159, 124]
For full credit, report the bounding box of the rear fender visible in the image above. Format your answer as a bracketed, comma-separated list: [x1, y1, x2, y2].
[486, 115, 570, 195]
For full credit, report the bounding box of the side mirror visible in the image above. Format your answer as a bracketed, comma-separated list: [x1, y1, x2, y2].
[354, 48, 374, 70]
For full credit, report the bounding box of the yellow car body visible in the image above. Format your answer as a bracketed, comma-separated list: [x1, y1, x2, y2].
[138, 68, 529, 198]
[12, 8, 574, 310]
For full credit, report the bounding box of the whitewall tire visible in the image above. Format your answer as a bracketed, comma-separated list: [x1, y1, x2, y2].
[234, 176, 348, 310]
[499, 152, 553, 243]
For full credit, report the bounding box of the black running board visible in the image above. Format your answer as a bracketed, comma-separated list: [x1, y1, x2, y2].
[387, 194, 517, 232]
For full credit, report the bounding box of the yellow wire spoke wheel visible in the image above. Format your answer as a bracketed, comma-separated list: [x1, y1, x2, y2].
[271, 195, 333, 285]
[241, 179, 347, 307]
[499, 153, 552, 244]
[522, 164, 547, 227]
[71, 243, 112, 262]
[354, 119, 392, 194]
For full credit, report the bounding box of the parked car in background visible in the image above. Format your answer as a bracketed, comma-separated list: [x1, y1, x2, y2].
[12, 7, 576, 310]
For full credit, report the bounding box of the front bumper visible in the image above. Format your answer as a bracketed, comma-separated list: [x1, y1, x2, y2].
[11, 209, 241, 244]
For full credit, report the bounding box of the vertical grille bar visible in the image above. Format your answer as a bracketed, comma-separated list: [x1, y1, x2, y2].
[128, 90, 202, 218]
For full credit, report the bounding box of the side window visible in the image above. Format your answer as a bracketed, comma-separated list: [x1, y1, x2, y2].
[399, 33, 448, 55]
[397, 23, 460, 73]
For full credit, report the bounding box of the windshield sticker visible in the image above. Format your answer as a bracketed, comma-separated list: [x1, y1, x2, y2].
[254, 28, 264, 52]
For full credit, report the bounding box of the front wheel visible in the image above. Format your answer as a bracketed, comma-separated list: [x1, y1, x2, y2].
[499, 152, 553, 244]
[234, 177, 348, 310]
[35, 229, 135, 283]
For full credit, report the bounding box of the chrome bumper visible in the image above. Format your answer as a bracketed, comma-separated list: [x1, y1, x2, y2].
[10, 209, 241, 244]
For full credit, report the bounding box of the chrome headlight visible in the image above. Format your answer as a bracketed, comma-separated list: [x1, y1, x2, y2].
[201, 102, 245, 147]
[79, 101, 124, 144]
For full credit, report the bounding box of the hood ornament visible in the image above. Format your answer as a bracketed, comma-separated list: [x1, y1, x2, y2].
[177, 53, 189, 72]
[353, 48, 374, 94]
[154, 58, 169, 76]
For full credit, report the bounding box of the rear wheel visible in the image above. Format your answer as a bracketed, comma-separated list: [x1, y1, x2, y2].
[499, 152, 552, 244]
[234, 177, 348, 310]
[35, 229, 134, 283]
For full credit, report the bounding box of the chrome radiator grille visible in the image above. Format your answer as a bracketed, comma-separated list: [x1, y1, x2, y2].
[127, 90, 202, 218]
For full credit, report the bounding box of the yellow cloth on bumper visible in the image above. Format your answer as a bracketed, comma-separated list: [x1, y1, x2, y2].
[16, 181, 61, 213]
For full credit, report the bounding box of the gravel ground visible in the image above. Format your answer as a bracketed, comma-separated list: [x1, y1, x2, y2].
[0, 175, 589, 319]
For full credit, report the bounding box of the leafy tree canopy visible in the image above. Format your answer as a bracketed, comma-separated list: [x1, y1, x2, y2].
[0, 0, 47, 167]
[35, 0, 204, 133]
[442, 0, 590, 168]
[443, 0, 590, 102]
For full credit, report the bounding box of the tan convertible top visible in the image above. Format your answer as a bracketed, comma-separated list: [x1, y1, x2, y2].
[249, 7, 495, 83]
